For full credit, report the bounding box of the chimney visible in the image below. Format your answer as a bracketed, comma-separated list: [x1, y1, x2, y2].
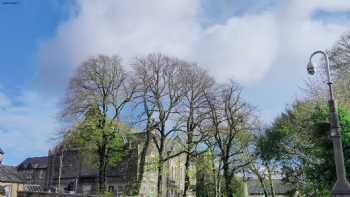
[0, 148, 4, 164]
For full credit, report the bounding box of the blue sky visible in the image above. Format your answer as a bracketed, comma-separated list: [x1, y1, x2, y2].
[1, 0, 350, 165]
[0, 1, 71, 92]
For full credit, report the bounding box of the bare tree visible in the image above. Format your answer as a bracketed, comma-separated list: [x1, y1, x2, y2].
[205, 140, 224, 197]
[131, 55, 158, 194]
[62, 55, 135, 193]
[177, 63, 214, 197]
[329, 32, 350, 108]
[132, 53, 186, 197]
[304, 32, 350, 107]
[204, 81, 254, 197]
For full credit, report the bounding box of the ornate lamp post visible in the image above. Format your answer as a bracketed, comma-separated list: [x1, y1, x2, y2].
[307, 50, 350, 196]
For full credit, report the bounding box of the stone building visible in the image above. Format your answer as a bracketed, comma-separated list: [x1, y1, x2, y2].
[138, 136, 195, 197]
[45, 144, 138, 196]
[17, 133, 195, 197]
[17, 157, 48, 188]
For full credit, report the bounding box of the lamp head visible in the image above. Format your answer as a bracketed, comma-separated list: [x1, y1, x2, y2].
[307, 61, 315, 75]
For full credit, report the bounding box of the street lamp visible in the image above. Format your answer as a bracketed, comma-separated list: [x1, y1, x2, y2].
[307, 50, 350, 196]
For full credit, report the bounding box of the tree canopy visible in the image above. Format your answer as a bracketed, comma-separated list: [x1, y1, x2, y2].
[264, 101, 350, 196]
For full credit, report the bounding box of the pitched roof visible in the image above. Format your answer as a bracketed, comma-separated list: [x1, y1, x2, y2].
[17, 156, 48, 169]
[0, 165, 24, 183]
[248, 179, 294, 195]
[50, 147, 138, 180]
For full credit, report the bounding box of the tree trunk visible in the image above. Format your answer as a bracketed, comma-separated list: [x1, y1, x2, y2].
[214, 170, 218, 197]
[218, 178, 221, 197]
[224, 175, 233, 197]
[256, 173, 269, 197]
[136, 131, 150, 194]
[212, 158, 220, 197]
[183, 132, 193, 197]
[223, 162, 234, 197]
[98, 132, 107, 194]
[156, 135, 165, 197]
[214, 170, 220, 197]
[157, 156, 164, 197]
[98, 114, 107, 194]
[183, 152, 191, 197]
[266, 165, 275, 197]
[98, 152, 107, 193]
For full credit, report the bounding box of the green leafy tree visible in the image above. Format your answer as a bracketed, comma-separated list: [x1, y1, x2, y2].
[267, 101, 350, 196]
[75, 105, 126, 164]
[250, 132, 281, 197]
[230, 177, 245, 197]
[195, 152, 216, 197]
[69, 105, 128, 193]
[62, 55, 135, 192]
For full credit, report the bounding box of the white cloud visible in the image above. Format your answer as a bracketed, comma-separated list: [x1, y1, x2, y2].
[37, 0, 350, 87]
[0, 89, 59, 165]
[35, 0, 350, 125]
[194, 13, 277, 81]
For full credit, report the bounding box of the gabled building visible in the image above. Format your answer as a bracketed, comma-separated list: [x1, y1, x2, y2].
[45, 143, 138, 196]
[17, 157, 48, 189]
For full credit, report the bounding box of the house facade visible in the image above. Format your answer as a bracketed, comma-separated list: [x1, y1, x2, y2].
[0, 149, 25, 197]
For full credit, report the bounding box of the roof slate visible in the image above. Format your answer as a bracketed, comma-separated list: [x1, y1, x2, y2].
[0, 165, 24, 183]
[49, 148, 138, 180]
[17, 156, 48, 169]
